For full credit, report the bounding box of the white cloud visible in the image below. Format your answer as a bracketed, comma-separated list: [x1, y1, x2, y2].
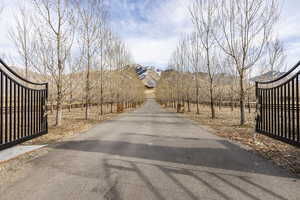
[112, 0, 300, 70]
[125, 37, 179, 67]
[275, 0, 300, 68]
[284, 41, 300, 68]
[0, 0, 34, 65]
[109, 0, 192, 68]
[0, 0, 193, 68]
[1, 0, 300, 70]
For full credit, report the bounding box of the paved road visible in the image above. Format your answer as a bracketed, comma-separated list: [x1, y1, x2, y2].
[1, 99, 299, 200]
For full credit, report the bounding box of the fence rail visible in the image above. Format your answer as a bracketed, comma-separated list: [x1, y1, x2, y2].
[0, 59, 48, 150]
[256, 61, 300, 147]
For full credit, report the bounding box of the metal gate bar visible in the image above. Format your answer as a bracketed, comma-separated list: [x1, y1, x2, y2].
[0, 59, 48, 150]
[256, 61, 300, 147]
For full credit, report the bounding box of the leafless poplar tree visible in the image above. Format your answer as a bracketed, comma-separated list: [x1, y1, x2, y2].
[215, 0, 279, 125]
[8, 5, 35, 80]
[190, 0, 219, 119]
[188, 32, 202, 114]
[32, 0, 76, 126]
[106, 30, 117, 113]
[76, 0, 107, 119]
[66, 55, 81, 111]
[96, 28, 109, 117]
[266, 38, 286, 78]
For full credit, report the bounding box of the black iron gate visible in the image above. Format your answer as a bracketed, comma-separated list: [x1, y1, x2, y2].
[256, 61, 300, 147]
[0, 59, 48, 150]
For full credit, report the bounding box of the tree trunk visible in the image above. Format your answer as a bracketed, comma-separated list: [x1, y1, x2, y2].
[51, 103, 53, 114]
[85, 46, 91, 120]
[187, 99, 191, 112]
[196, 79, 200, 115]
[55, 107, 62, 126]
[248, 96, 251, 113]
[55, 33, 63, 126]
[55, 84, 63, 126]
[85, 101, 89, 120]
[209, 83, 215, 119]
[240, 75, 245, 125]
[100, 84, 103, 116]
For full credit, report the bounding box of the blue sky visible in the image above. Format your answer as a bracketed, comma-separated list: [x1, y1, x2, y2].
[107, 0, 192, 68]
[1, 0, 300, 70]
[106, 0, 300, 69]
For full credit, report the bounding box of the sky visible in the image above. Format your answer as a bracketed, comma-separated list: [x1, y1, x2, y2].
[1, 0, 300, 70]
[107, 0, 192, 68]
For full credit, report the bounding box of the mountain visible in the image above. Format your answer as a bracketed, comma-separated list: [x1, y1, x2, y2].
[134, 64, 161, 88]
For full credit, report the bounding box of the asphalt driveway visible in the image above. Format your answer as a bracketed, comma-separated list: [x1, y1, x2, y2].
[0, 99, 299, 200]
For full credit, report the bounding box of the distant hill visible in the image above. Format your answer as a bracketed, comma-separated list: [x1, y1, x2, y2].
[134, 64, 161, 88]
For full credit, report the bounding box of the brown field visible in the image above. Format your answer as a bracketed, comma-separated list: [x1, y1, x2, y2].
[165, 103, 300, 174]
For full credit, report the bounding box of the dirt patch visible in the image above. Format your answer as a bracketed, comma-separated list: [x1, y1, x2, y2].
[166, 103, 300, 175]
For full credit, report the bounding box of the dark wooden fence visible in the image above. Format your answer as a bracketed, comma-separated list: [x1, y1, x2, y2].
[0, 59, 48, 150]
[256, 61, 300, 147]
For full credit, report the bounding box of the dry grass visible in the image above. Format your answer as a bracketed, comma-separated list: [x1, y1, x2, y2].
[166, 103, 300, 175]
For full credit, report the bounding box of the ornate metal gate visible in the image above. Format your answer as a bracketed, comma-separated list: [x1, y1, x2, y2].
[256, 61, 300, 147]
[0, 59, 48, 150]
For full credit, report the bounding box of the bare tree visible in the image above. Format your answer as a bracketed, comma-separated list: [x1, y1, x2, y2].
[215, 0, 279, 125]
[113, 40, 133, 109]
[188, 32, 202, 114]
[96, 28, 109, 117]
[190, 0, 219, 119]
[76, 0, 107, 120]
[8, 5, 35, 80]
[266, 38, 286, 78]
[66, 55, 81, 111]
[32, 0, 76, 126]
[106, 30, 117, 113]
[179, 36, 193, 112]
[177, 38, 187, 111]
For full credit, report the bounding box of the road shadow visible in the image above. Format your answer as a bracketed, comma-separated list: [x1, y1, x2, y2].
[53, 138, 294, 179]
[103, 158, 290, 200]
